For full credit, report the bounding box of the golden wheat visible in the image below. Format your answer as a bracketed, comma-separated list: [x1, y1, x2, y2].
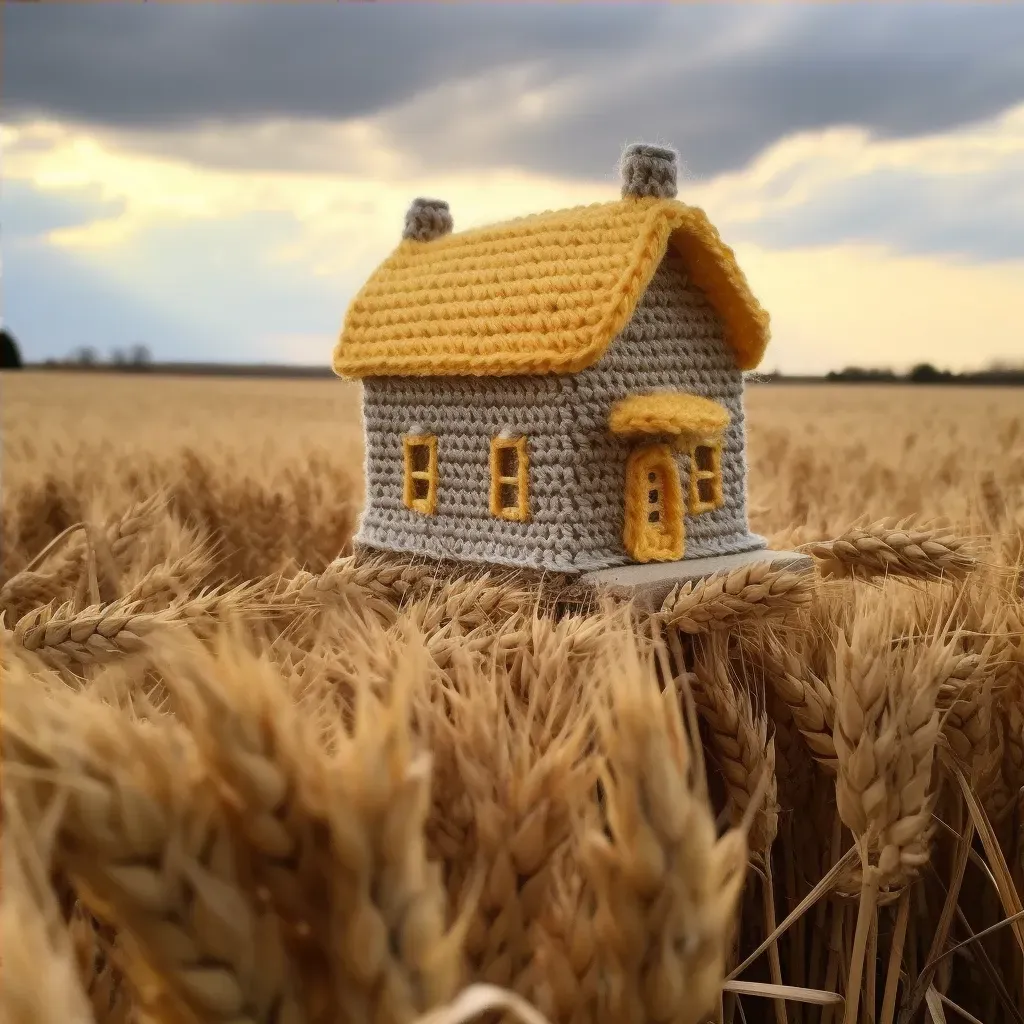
[2, 372, 1022, 1024]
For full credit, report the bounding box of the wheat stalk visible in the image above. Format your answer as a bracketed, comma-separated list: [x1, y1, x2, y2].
[660, 563, 814, 634]
[830, 609, 948, 1021]
[807, 518, 977, 582]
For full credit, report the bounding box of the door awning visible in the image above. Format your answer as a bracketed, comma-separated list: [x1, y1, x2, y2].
[608, 392, 730, 444]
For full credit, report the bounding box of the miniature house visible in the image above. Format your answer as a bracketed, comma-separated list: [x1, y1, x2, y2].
[333, 143, 771, 576]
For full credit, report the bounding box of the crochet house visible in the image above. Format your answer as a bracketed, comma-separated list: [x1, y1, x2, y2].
[333, 143, 771, 576]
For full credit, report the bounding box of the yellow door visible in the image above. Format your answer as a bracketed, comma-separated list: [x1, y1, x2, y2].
[623, 443, 685, 562]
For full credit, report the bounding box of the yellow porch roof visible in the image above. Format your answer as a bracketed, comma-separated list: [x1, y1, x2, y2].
[332, 197, 770, 378]
[608, 393, 731, 443]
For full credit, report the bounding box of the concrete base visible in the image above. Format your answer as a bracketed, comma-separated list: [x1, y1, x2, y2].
[574, 548, 815, 611]
[353, 543, 815, 615]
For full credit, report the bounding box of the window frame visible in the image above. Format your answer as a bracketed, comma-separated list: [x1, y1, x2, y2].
[689, 440, 724, 514]
[403, 434, 438, 515]
[489, 435, 530, 522]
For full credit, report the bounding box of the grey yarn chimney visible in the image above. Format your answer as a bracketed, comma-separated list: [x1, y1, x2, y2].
[620, 143, 678, 200]
[402, 197, 453, 242]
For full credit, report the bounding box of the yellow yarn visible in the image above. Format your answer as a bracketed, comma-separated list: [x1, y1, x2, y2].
[402, 434, 437, 515]
[333, 197, 770, 378]
[489, 435, 530, 521]
[689, 442, 725, 514]
[622, 443, 685, 562]
[608, 392, 730, 443]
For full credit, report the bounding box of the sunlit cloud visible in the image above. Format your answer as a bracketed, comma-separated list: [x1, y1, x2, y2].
[4, 98, 1023, 372]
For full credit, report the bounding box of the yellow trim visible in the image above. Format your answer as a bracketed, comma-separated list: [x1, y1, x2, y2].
[403, 434, 438, 515]
[489, 436, 530, 522]
[689, 442, 724, 515]
[623, 443, 684, 562]
[608, 392, 730, 443]
[333, 197, 769, 378]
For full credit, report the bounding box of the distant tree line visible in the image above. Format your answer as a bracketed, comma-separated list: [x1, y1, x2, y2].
[39, 344, 155, 370]
[3, 324, 1020, 385]
[823, 361, 1024, 386]
[753, 361, 1023, 386]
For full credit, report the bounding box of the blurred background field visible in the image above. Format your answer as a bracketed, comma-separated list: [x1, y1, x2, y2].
[4, 372, 1021, 566]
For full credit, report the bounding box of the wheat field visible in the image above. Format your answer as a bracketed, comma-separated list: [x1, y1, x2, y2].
[1, 371, 1022, 1024]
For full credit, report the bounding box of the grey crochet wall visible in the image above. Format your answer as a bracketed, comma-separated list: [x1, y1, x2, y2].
[355, 248, 765, 573]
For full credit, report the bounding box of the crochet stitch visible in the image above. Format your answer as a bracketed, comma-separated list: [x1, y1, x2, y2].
[402, 197, 453, 242]
[333, 199, 769, 377]
[608, 393, 731, 442]
[334, 142, 770, 575]
[620, 143, 679, 200]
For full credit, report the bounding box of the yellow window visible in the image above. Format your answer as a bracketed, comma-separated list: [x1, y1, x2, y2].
[403, 434, 438, 515]
[689, 442, 724, 514]
[489, 435, 529, 521]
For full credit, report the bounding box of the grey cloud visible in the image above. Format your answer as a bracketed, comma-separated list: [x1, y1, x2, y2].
[3, 5, 662, 128]
[392, 6, 1024, 179]
[721, 165, 1024, 263]
[5, 4, 1024, 178]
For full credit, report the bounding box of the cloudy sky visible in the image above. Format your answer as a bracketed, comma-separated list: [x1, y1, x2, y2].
[5, 3, 1024, 374]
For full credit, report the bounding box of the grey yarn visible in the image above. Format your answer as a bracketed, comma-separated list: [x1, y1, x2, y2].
[403, 197, 453, 242]
[354, 249, 765, 575]
[620, 143, 678, 200]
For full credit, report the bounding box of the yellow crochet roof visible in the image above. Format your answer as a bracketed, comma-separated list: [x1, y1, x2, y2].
[333, 196, 770, 378]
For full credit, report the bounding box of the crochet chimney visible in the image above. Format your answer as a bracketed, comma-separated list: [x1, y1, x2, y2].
[620, 143, 678, 200]
[403, 197, 453, 242]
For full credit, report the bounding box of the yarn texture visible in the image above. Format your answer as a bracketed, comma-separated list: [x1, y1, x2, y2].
[402, 197, 453, 242]
[335, 142, 769, 574]
[608, 392, 731, 442]
[333, 198, 770, 378]
[352, 252, 765, 573]
[620, 143, 680, 200]
[622, 442, 685, 562]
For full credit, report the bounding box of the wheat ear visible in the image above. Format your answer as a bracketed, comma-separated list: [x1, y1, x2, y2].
[831, 611, 947, 1021]
[2, 668, 307, 1024]
[752, 630, 838, 770]
[104, 491, 168, 570]
[0, 569, 72, 621]
[68, 903, 134, 1024]
[686, 632, 780, 856]
[121, 541, 215, 610]
[151, 629, 464, 1024]
[327, 651, 466, 1024]
[807, 518, 977, 582]
[582, 633, 748, 1024]
[439, 654, 592, 996]
[660, 563, 814, 633]
[8, 583, 298, 669]
[0, 819, 95, 1024]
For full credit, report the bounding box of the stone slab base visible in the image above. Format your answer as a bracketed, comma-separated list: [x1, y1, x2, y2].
[353, 543, 815, 615]
[573, 548, 815, 612]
